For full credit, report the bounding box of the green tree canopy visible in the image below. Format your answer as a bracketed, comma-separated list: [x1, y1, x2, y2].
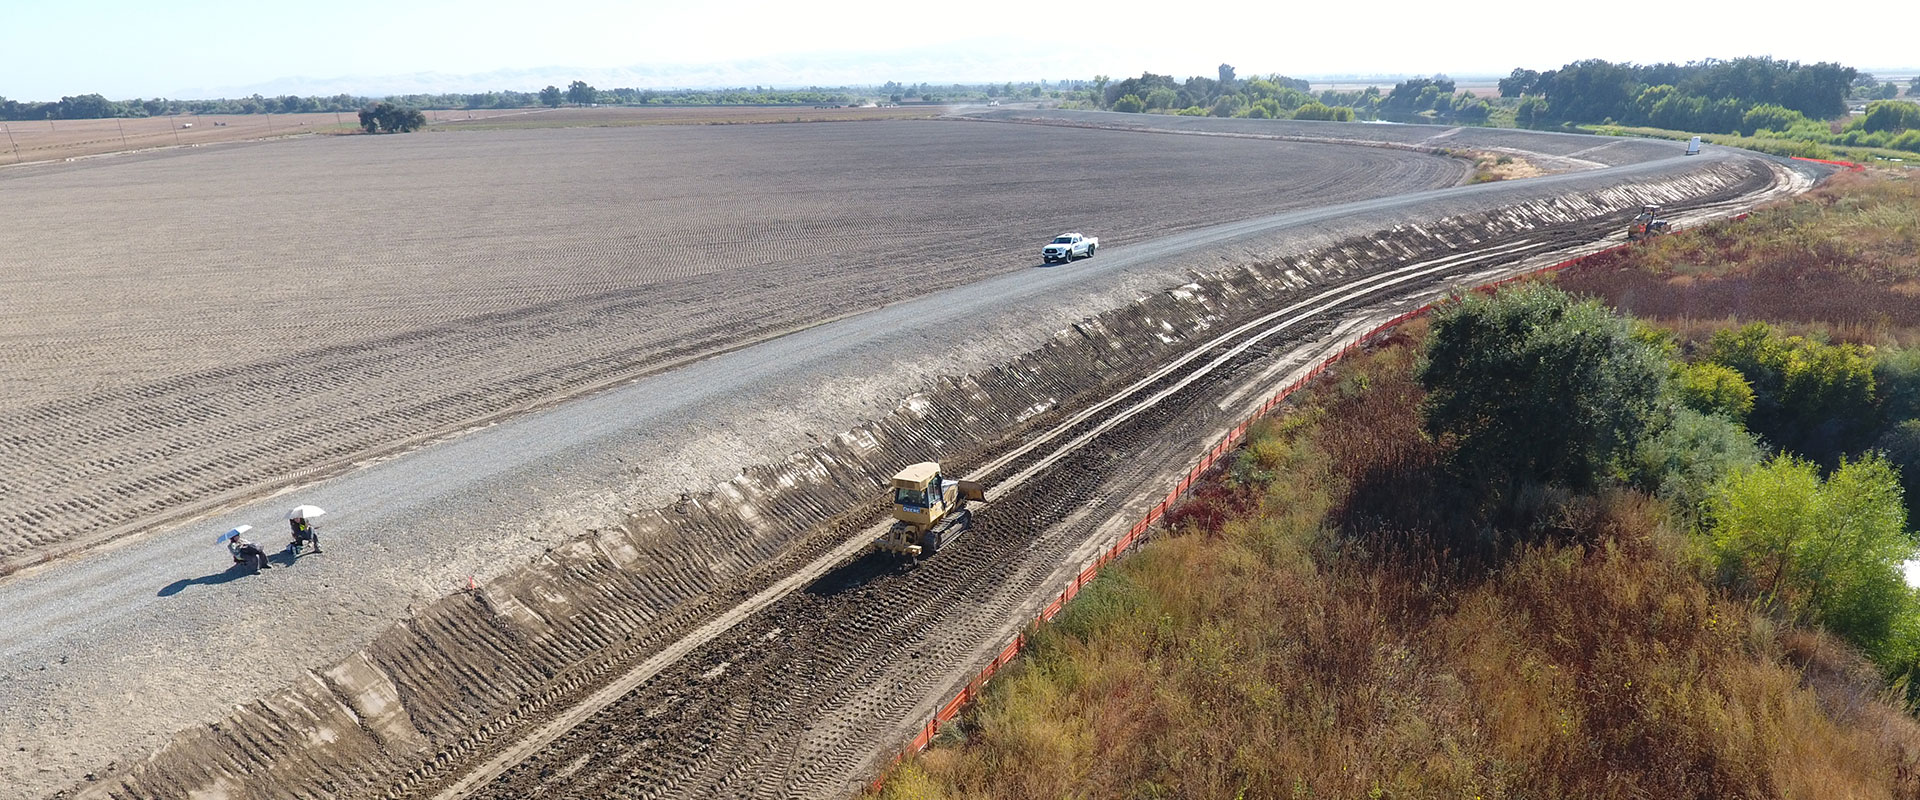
[566, 80, 597, 105]
[1852, 100, 1920, 134]
[1703, 322, 1878, 463]
[1418, 284, 1671, 504]
[1707, 454, 1912, 658]
[1878, 420, 1920, 528]
[1676, 360, 1756, 421]
[1634, 407, 1763, 517]
[357, 102, 426, 133]
[1739, 103, 1812, 136]
[539, 85, 563, 107]
[1291, 102, 1352, 121]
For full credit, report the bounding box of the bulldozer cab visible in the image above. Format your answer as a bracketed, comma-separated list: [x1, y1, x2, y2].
[892, 459, 985, 515]
[891, 462, 945, 515]
[876, 461, 987, 556]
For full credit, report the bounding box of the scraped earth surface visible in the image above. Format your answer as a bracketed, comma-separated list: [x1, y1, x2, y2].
[0, 119, 1465, 567]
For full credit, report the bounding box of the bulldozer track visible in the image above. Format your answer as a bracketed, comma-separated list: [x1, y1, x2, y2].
[405, 207, 1689, 799]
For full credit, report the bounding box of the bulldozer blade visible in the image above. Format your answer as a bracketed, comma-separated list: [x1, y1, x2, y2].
[956, 480, 987, 502]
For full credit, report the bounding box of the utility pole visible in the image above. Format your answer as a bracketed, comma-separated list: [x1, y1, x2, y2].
[2, 123, 18, 164]
[115, 118, 128, 150]
[169, 115, 182, 146]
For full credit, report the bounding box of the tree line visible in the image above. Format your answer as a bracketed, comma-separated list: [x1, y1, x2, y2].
[1086, 65, 1495, 124]
[1501, 57, 1920, 156]
[0, 93, 377, 120]
[0, 78, 1093, 123]
[1500, 57, 1858, 124]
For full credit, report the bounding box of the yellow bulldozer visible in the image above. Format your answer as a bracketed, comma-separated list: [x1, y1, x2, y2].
[872, 461, 987, 557]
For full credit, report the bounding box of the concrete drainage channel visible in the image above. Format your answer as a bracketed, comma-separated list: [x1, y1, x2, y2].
[72, 158, 1802, 799]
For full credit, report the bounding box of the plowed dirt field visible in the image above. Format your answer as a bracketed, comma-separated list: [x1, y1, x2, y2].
[0, 119, 1465, 569]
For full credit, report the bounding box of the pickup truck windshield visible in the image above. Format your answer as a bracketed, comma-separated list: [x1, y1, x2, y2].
[1051, 237, 1074, 244]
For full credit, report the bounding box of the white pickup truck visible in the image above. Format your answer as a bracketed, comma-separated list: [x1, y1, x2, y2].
[1041, 232, 1098, 263]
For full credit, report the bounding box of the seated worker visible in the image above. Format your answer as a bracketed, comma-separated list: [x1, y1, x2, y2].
[289, 517, 321, 554]
[229, 535, 271, 571]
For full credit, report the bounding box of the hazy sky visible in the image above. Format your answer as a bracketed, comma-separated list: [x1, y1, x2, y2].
[3, 0, 1910, 100]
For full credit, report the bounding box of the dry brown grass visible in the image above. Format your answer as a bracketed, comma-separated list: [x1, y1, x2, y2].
[874, 336, 1920, 800]
[1557, 171, 1920, 347]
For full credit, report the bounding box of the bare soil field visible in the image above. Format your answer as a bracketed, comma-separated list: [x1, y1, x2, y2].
[1, 106, 932, 164]
[434, 104, 940, 128]
[0, 120, 1466, 569]
[0, 112, 355, 164]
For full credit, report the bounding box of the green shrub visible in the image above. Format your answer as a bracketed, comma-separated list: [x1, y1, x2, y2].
[1420, 284, 1671, 515]
[1704, 322, 1878, 464]
[1291, 101, 1348, 121]
[1851, 100, 1920, 134]
[1111, 94, 1145, 113]
[1874, 419, 1920, 529]
[1676, 360, 1756, 421]
[1634, 407, 1764, 518]
[1879, 348, 1920, 424]
[1707, 454, 1914, 660]
[1740, 103, 1811, 136]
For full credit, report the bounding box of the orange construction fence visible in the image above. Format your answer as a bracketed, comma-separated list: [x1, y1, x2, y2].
[1791, 156, 1866, 172]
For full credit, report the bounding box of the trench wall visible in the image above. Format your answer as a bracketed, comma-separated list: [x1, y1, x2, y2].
[73, 157, 1778, 800]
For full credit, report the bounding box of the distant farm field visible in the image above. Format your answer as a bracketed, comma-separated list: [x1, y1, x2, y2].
[0, 119, 1465, 564]
[0, 111, 361, 164]
[0, 106, 940, 164]
[433, 104, 941, 128]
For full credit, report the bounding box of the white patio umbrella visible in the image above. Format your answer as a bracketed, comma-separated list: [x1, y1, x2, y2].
[216, 524, 252, 544]
[287, 505, 326, 521]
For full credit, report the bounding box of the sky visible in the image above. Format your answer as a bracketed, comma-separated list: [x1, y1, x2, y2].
[2, 0, 1911, 100]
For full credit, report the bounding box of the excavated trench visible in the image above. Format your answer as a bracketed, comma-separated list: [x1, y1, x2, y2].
[70, 155, 1791, 800]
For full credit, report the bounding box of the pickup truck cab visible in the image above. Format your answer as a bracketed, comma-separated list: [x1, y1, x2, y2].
[1041, 233, 1098, 263]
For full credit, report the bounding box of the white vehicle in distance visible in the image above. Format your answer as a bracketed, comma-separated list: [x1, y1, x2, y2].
[1041, 232, 1098, 263]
